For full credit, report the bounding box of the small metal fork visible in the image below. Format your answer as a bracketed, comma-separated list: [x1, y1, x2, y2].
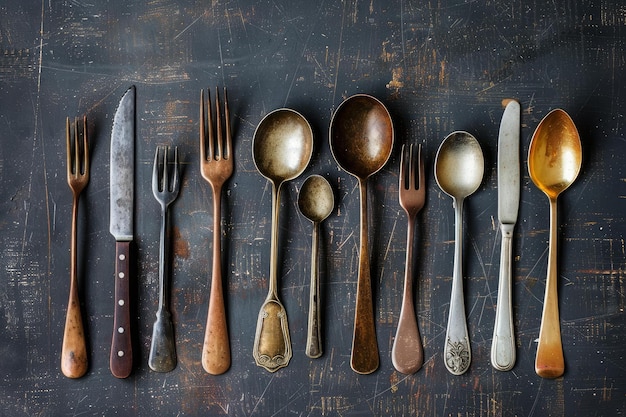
[200, 87, 233, 375]
[392, 143, 426, 374]
[148, 146, 180, 372]
[61, 116, 89, 378]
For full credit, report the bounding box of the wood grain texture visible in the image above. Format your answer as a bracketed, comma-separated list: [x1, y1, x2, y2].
[0, 0, 624, 415]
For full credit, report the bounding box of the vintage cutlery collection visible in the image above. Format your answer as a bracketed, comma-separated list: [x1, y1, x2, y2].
[62, 86, 581, 379]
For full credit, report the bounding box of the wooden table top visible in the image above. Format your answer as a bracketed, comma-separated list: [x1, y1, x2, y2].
[1, 0, 624, 415]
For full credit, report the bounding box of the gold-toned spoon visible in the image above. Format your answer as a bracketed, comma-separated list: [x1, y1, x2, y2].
[528, 109, 582, 379]
[252, 108, 313, 372]
[329, 94, 394, 374]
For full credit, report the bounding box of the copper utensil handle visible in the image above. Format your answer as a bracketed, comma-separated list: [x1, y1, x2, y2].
[110, 241, 132, 378]
[305, 223, 322, 358]
[351, 178, 379, 374]
[392, 215, 423, 374]
[202, 185, 231, 375]
[535, 198, 564, 378]
[491, 223, 516, 371]
[61, 195, 88, 378]
[253, 184, 292, 372]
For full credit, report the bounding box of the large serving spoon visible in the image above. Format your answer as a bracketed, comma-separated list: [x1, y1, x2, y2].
[252, 108, 313, 372]
[298, 175, 334, 358]
[434, 131, 484, 375]
[528, 109, 582, 379]
[329, 94, 394, 374]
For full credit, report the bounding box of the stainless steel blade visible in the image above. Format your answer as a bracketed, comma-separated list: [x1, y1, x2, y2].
[109, 86, 135, 241]
[497, 100, 520, 225]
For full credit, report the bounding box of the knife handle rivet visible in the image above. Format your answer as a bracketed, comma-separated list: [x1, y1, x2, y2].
[117, 350, 125, 357]
[118, 327, 124, 333]
[118, 272, 125, 279]
[118, 299, 125, 306]
[119, 254, 126, 261]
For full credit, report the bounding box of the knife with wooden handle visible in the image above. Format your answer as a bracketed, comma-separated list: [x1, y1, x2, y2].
[491, 99, 520, 371]
[109, 86, 135, 378]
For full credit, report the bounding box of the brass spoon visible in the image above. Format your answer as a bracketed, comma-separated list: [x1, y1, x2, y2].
[434, 131, 484, 375]
[528, 109, 582, 379]
[298, 175, 334, 358]
[252, 108, 313, 372]
[329, 94, 394, 374]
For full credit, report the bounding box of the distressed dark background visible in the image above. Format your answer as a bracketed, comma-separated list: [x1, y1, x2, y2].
[0, 0, 624, 416]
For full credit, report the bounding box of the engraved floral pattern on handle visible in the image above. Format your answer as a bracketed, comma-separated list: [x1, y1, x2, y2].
[445, 337, 471, 374]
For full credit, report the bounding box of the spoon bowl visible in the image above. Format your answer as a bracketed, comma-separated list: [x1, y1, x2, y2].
[252, 108, 313, 372]
[528, 109, 582, 379]
[434, 131, 484, 375]
[298, 175, 334, 358]
[529, 109, 582, 199]
[298, 175, 334, 223]
[434, 132, 484, 199]
[330, 95, 394, 178]
[253, 109, 314, 184]
[329, 94, 393, 374]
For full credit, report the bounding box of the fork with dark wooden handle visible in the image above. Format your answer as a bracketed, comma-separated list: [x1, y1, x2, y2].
[61, 116, 89, 378]
[392, 144, 425, 374]
[148, 146, 180, 372]
[200, 87, 232, 375]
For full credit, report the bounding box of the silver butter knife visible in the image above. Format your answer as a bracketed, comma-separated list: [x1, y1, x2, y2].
[109, 86, 135, 378]
[491, 99, 520, 371]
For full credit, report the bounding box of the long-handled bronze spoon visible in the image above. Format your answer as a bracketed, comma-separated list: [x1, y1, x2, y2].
[528, 109, 582, 379]
[329, 94, 394, 374]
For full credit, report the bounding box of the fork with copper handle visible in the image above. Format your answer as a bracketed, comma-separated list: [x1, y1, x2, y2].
[200, 87, 232, 375]
[61, 116, 89, 378]
[391, 144, 425, 374]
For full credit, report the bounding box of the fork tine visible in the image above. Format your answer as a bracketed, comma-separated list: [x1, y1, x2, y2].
[207, 89, 214, 160]
[399, 144, 406, 190]
[162, 146, 169, 192]
[66, 117, 72, 176]
[223, 87, 231, 160]
[409, 144, 417, 190]
[73, 117, 80, 176]
[215, 87, 222, 159]
[417, 144, 424, 190]
[200, 90, 206, 162]
[81, 116, 89, 176]
[172, 146, 179, 191]
[152, 146, 161, 193]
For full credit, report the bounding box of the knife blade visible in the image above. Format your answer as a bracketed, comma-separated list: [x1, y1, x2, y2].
[109, 86, 135, 378]
[491, 99, 520, 372]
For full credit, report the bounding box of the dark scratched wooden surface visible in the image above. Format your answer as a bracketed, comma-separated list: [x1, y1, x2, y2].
[0, 0, 625, 416]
